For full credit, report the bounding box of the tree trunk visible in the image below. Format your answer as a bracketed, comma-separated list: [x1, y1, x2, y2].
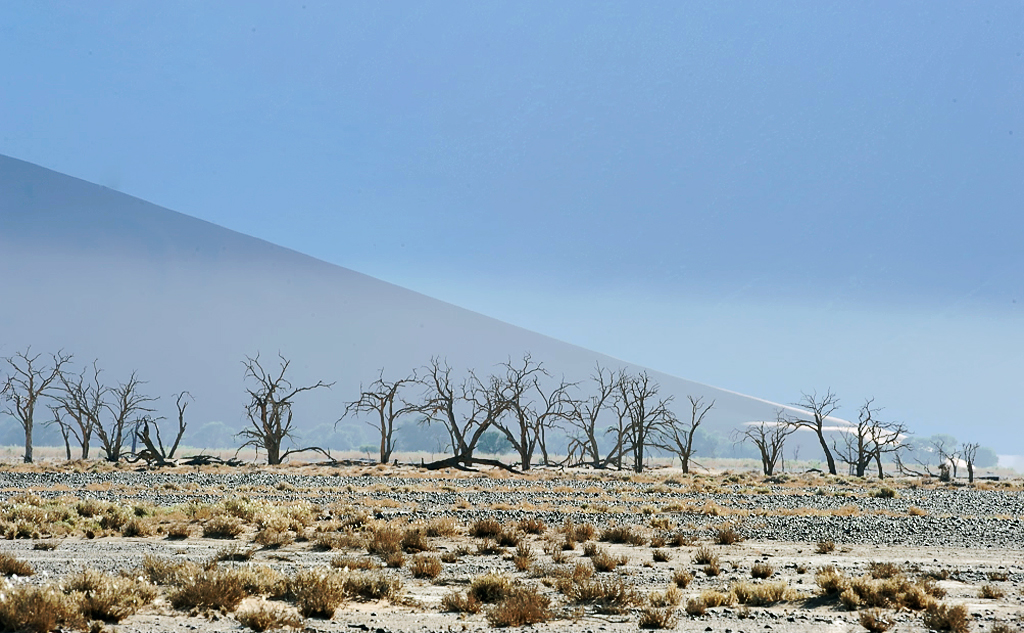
[267, 440, 282, 465]
[23, 420, 33, 463]
[875, 454, 884, 479]
[967, 462, 974, 484]
[816, 431, 837, 475]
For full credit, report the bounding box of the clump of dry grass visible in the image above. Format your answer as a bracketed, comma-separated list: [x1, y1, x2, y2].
[202, 514, 245, 539]
[366, 524, 403, 556]
[922, 602, 970, 633]
[424, 516, 459, 537]
[561, 518, 596, 543]
[652, 549, 671, 562]
[699, 589, 736, 608]
[979, 584, 1004, 599]
[816, 565, 847, 595]
[401, 527, 434, 553]
[715, 524, 744, 545]
[256, 527, 295, 548]
[638, 606, 678, 629]
[730, 581, 800, 606]
[469, 518, 504, 538]
[693, 546, 718, 566]
[64, 568, 156, 622]
[215, 543, 257, 562]
[235, 600, 304, 631]
[648, 585, 682, 608]
[591, 549, 628, 572]
[441, 591, 482, 614]
[469, 573, 515, 603]
[289, 568, 346, 618]
[668, 532, 697, 547]
[331, 555, 381, 571]
[859, 608, 895, 632]
[0, 553, 34, 576]
[816, 539, 836, 554]
[684, 597, 707, 616]
[512, 544, 534, 571]
[562, 577, 644, 614]
[343, 570, 403, 601]
[168, 566, 249, 612]
[0, 584, 84, 633]
[518, 517, 546, 534]
[31, 540, 58, 551]
[486, 586, 552, 627]
[672, 570, 693, 588]
[868, 562, 903, 579]
[411, 554, 443, 579]
[600, 525, 646, 546]
[908, 505, 928, 516]
[166, 521, 191, 539]
[751, 562, 775, 579]
[475, 539, 502, 556]
[140, 555, 201, 586]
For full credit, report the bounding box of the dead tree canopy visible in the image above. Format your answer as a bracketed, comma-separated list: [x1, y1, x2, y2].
[619, 371, 676, 473]
[96, 371, 157, 463]
[236, 353, 333, 465]
[415, 358, 516, 472]
[50, 361, 105, 460]
[655, 395, 714, 473]
[132, 391, 192, 466]
[831, 398, 908, 478]
[787, 389, 841, 475]
[342, 369, 419, 464]
[1, 348, 73, 463]
[564, 363, 624, 469]
[734, 411, 794, 476]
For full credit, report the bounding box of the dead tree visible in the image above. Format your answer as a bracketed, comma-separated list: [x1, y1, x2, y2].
[416, 358, 515, 471]
[236, 353, 333, 465]
[1, 348, 73, 463]
[930, 436, 961, 480]
[342, 369, 419, 464]
[96, 371, 157, 462]
[134, 391, 191, 464]
[831, 398, 904, 478]
[655, 395, 714, 473]
[50, 361, 105, 459]
[735, 412, 794, 475]
[961, 442, 980, 484]
[868, 419, 909, 479]
[564, 364, 623, 469]
[787, 389, 841, 475]
[619, 371, 676, 473]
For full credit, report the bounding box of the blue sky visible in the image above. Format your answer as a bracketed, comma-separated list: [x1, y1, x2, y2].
[2, 2, 1022, 449]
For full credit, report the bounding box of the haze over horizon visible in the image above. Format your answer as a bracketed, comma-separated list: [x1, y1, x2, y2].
[1, 3, 1021, 453]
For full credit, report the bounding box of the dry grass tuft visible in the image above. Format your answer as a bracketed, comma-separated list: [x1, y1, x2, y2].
[859, 608, 895, 632]
[423, 516, 460, 537]
[591, 549, 628, 572]
[469, 518, 504, 538]
[441, 591, 482, 614]
[922, 602, 970, 633]
[979, 584, 1004, 599]
[715, 524, 744, 545]
[486, 586, 553, 627]
[908, 505, 928, 516]
[401, 527, 434, 553]
[366, 524, 403, 556]
[512, 543, 534, 571]
[343, 570, 403, 601]
[235, 600, 304, 631]
[140, 555, 201, 586]
[168, 566, 249, 612]
[202, 514, 246, 539]
[684, 597, 707, 616]
[289, 568, 346, 618]
[652, 549, 671, 562]
[693, 546, 719, 566]
[816, 565, 847, 595]
[256, 527, 295, 548]
[600, 525, 646, 546]
[638, 606, 678, 629]
[562, 577, 644, 614]
[0, 553, 34, 576]
[648, 585, 682, 608]
[672, 570, 693, 588]
[751, 562, 775, 579]
[518, 517, 547, 534]
[64, 568, 156, 622]
[331, 555, 381, 571]
[411, 554, 443, 579]
[731, 580, 800, 606]
[469, 573, 515, 603]
[0, 584, 84, 633]
[699, 589, 736, 608]
[816, 539, 836, 554]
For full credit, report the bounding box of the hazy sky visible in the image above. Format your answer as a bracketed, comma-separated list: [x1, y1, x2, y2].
[2, 2, 1022, 448]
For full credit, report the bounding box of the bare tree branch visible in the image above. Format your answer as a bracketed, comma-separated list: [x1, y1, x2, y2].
[1, 347, 73, 463]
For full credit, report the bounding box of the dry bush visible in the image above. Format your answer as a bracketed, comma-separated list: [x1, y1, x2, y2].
[581, 541, 600, 557]
[441, 591, 482, 614]
[343, 571, 403, 601]
[648, 585, 682, 607]
[469, 518, 504, 538]
[0, 584, 84, 633]
[423, 516, 459, 537]
[203, 514, 246, 539]
[980, 584, 1005, 599]
[669, 532, 696, 547]
[592, 550, 627, 572]
[166, 522, 191, 539]
[476, 539, 503, 556]
[168, 566, 249, 612]
[987, 570, 1009, 581]
[699, 589, 736, 608]
[486, 586, 552, 627]
[638, 606, 678, 629]
[859, 608, 895, 632]
[868, 562, 903, 579]
[401, 527, 434, 553]
[512, 544, 534, 571]
[550, 547, 570, 564]
[672, 570, 693, 588]
[235, 565, 289, 599]
[990, 623, 1015, 633]
[0, 553, 34, 576]
[235, 600, 304, 631]
[816, 539, 836, 554]
[871, 487, 897, 499]
[384, 551, 406, 568]
[704, 561, 722, 577]
[215, 544, 257, 562]
[731, 581, 799, 606]
[140, 555, 200, 585]
[922, 602, 970, 633]
[496, 529, 521, 547]
[751, 562, 775, 579]
[600, 525, 646, 546]
[64, 568, 156, 622]
[715, 524, 744, 545]
[841, 588, 861, 610]
[31, 540, 58, 551]
[563, 577, 644, 614]
[289, 569, 346, 618]
[652, 549, 671, 562]
[256, 527, 295, 548]
[693, 546, 718, 566]
[121, 516, 154, 537]
[331, 555, 381, 571]
[561, 518, 596, 542]
[684, 597, 707, 616]
[411, 554, 443, 579]
[908, 505, 928, 516]
[649, 516, 675, 530]
[816, 565, 848, 595]
[366, 524, 403, 556]
[649, 534, 668, 548]
[469, 573, 515, 603]
[518, 517, 546, 534]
